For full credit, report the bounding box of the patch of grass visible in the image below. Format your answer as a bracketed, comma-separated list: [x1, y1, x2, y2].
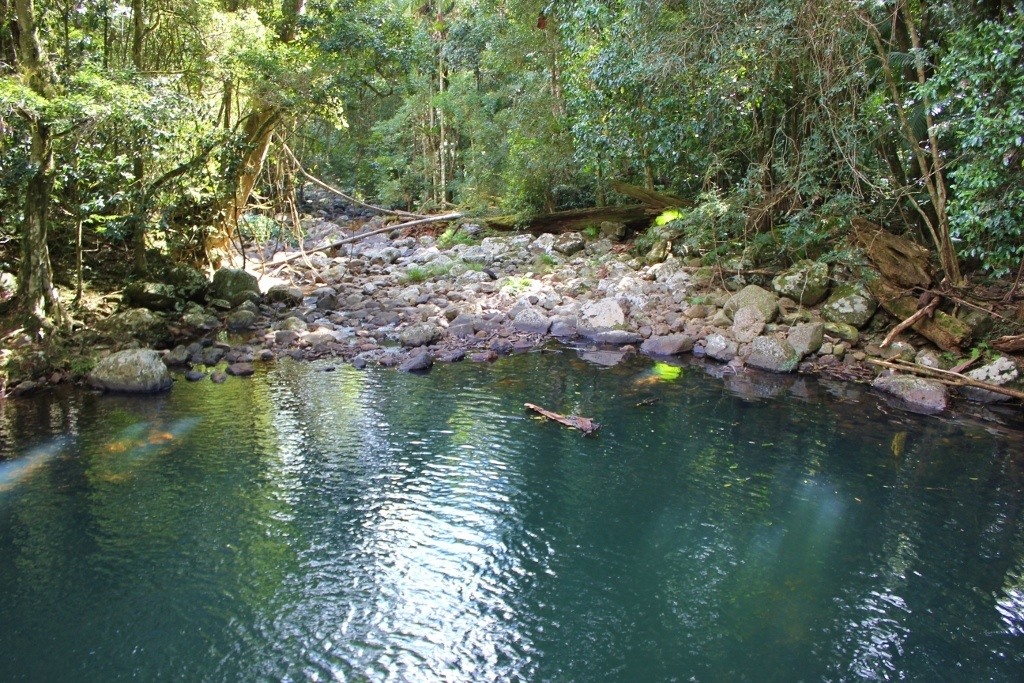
[403, 261, 453, 283]
[437, 227, 478, 249]
[532, 252, 557, 274]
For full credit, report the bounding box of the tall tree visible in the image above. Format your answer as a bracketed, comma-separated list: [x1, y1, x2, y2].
[11, 0, 68, 331]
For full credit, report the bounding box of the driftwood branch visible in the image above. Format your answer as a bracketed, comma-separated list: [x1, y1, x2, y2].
[280, 141, 424, 220]
[867, 358, 1024, 401]
[273, 212, 464, 264]
[993, 334, 1024, 354]
[524, 403, 601, 435]
[881, 295, 939, 347]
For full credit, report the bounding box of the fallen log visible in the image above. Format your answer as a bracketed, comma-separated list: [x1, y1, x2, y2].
[880, 294, 940, 347]
[853, 218, 932, 288]
[273, 212, 464, 264]
[867, 358, 1024, 402]
[867, 278, 972, 352]
[484, 205, 661, 235]
[609, 181, 686, 208]
[524, 403, 601, 435]
[993, 334, 1024, 354]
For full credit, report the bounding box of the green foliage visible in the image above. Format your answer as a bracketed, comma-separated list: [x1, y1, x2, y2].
[932, 14, 1024, 276]
[437, 226, 477, 248]
[402, 261, 452, 283]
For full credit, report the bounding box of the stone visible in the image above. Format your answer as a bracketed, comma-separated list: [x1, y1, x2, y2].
[704, 334, 738, 363]
[266, 284, 304, 305]
[438, 349, 466, 363]
[577, 298, 626, 337]
[123, 281, 180, 311]
[731, 306, 766, 343]
[210, 268, 260, 302]
[88, 349, 172, 393]
[821, 283, 877, 329]
[163, 345, 192, 367]
[771, 260, 830, 306]
[226, 362, 255, 377]
[600, 221, 626, 241]
[823, 322, 860, 345]
[167, 265, 209, 302]
[962, 356, 1020, 403]
[873, 374, 949, 414]
[276, 316, 308, 332]
[226, 309, 259, 331]
[553, 232, 586, 256]
[746, 336, 801, 373]
[274, 330, 300, 346]
[530, 233, 556, 253]
[641, 334, 695, 356]
[399, 352, 434, 372]
[184, 369, 206, 382]
[723, 285, 779, 323]
[211, 371, 228, 384]
[513, 307, 552, 335]
[787, 322, 824, 358]
[591, 330, 642, 345]
[99, 308, 170, 346]
[400, 322, 443, 347]
[550, 316, 578, 337]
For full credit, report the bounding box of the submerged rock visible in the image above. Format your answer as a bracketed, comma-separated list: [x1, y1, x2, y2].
[399, 352, 434, 372]
[89, 349, 172, 393]
[641, 334, 695, 357]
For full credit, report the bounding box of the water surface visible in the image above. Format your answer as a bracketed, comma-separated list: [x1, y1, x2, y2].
[1, 351, 1022, 681]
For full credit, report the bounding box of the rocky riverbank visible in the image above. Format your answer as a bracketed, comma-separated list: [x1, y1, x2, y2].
[3, 199, 1023, 419]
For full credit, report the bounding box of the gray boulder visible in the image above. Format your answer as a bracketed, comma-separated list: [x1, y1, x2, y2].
[553, 232, 586, 256]
[167, 265, 209, 302]
[788, 322, 824, 358]
[732, 306, 766, 343]
[266, 284, 303, 305]
[210, 268, 260, 302]
[704, 334, 738, 362]
[400, 322, 443, 348]
[873, 374, 949, 414]
[822, 283, 877, 329]
[99, 308, 170, 346]
[577, 298, 626, 337]
[88, 349, 172, 393]
[771, 260, 830, 306]
[400, 352, 434, 372]
[513, 307, 552, 335]
[641, 334, 695, 356]
[226, 309, 259, 331]
[962, 356, 1019, 403]
[746, 336, 800, 373]
[592, 330, 642, 345]
[724, 285, 779, 323]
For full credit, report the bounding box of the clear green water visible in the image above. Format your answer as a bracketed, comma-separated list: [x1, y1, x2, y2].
[1, 350, 1023, 682]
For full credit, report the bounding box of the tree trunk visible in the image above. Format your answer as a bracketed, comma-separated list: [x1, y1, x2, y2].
[13, 0, 67, 330]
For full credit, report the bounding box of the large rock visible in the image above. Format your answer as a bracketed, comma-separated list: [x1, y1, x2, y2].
[731, 306, 766, 343]
[513, 307, 552, 335]
[88, 349, 172, 393]
[266, 284, 303, 305]
[724, 285, 779, 323]
[400, 322, 443, 348]
[577, 298, 626, 337]
[745, 336, 800, 373]
[704, 334, 738, 362]
[771, 260, 830, 306]
[210, 268, 260, 302]
[822, 283, 877, 329]
[553, 232, 586, 256]
[873, 374, 949, 414]
[641, 334, 695, 357]
[123, 282, 180, 311]
[788, 322, 824, 358]
[99, 308, 170, 346]
[962, 356, 1019, 403]
[166, 265, 209, 302]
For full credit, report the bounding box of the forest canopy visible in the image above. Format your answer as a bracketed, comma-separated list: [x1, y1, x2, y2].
[0, 0, 1022, 329]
